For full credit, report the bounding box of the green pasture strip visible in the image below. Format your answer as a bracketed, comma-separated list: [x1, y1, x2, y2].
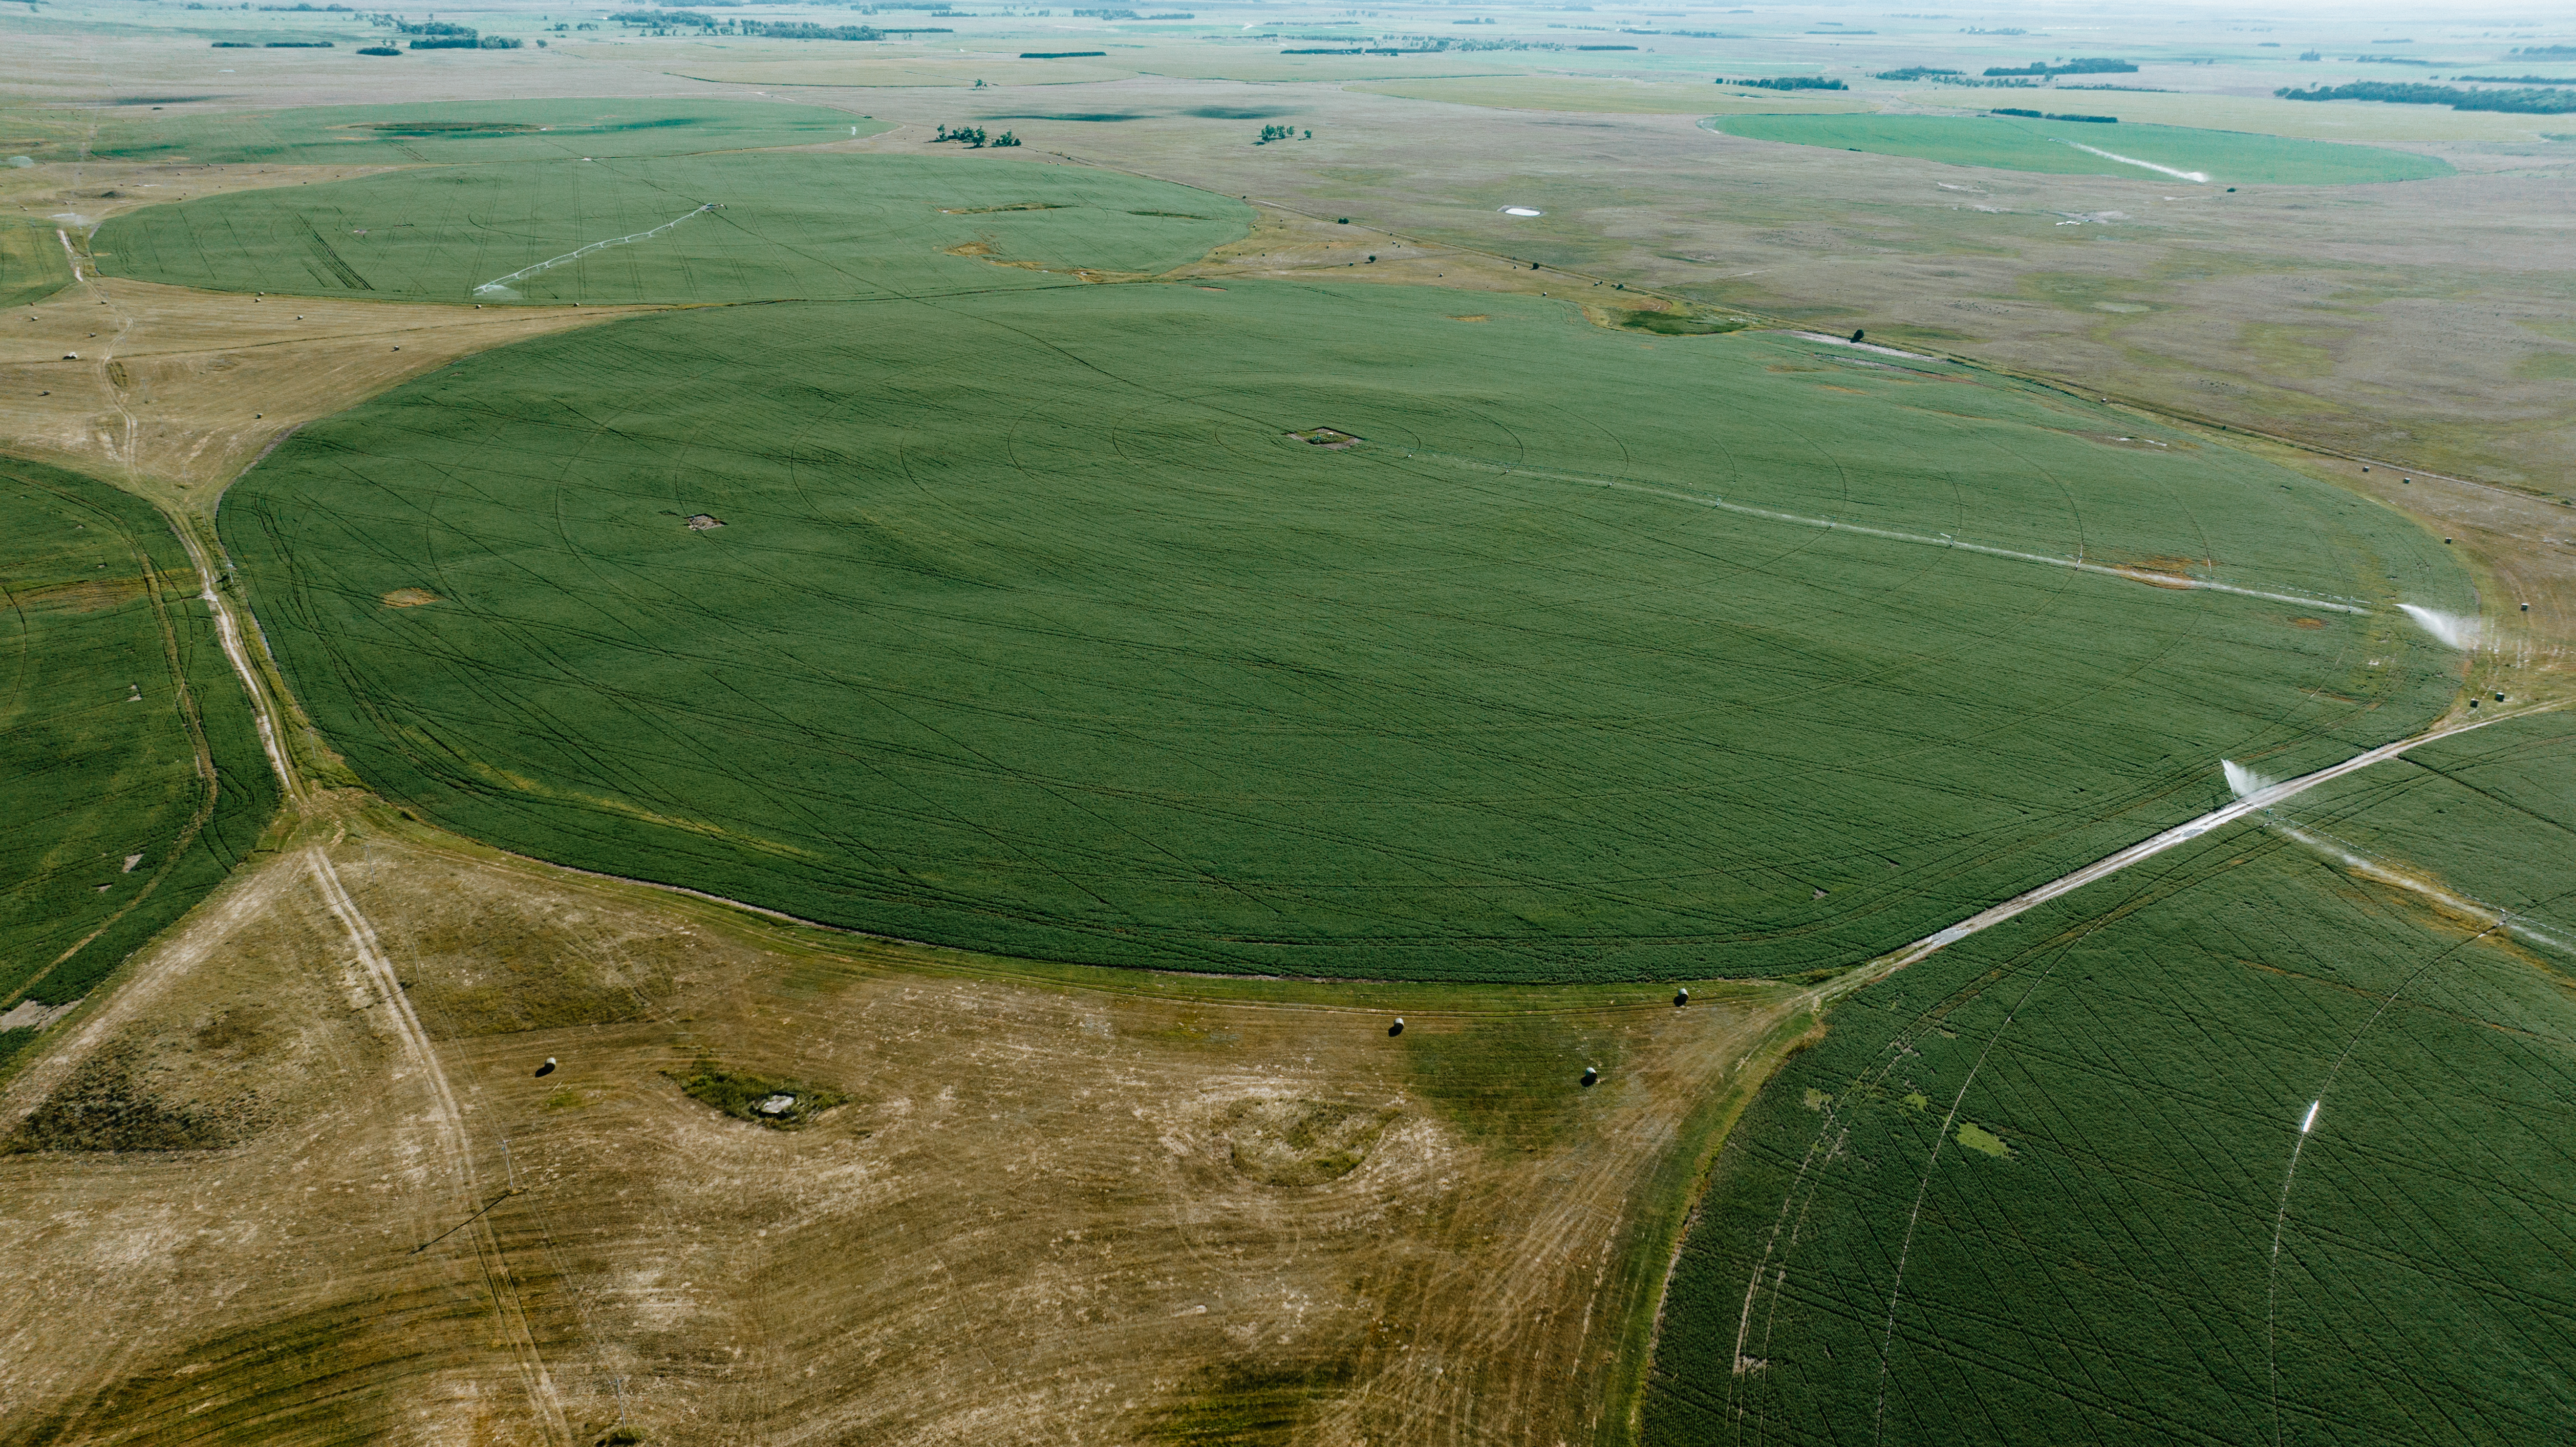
[1646, 754, 2576, 1446]
[92, 153, 1251, 304]
[75, 98, 887, 167]
[1710, 113, 2454, 185]
[222, 282, 2464, 985]
[0, 217, 76, 310]
[0, 460, 279, 1052]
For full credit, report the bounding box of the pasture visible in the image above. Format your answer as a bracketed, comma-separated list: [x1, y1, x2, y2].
[221, 278, 2467, 983]
[94, 153, 1252, 304]
[1712, 113, 2456, 186]
[1647, 709, 2576, 1446]
[0, 459, 276, 1056]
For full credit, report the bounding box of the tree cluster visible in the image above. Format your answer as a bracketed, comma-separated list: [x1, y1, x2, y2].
[2275, 81, 2576, 114]
[1992, 107, 2117, 122]
[1984, 57, 2135, 76]
[1728, 76, 1844, 90]
[1253, 124, 1310, 144]
[1875, 66, 1959, 80]
[738, 21, 884, 39]
[933, 125, 1022, 147]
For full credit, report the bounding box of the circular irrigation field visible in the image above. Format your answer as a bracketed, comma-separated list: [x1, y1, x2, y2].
[222, 270, 2469, 981]
[1709, 113, 2454, 185]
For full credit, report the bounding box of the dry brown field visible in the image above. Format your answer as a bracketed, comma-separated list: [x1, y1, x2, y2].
[1, 807, 1808, 1445]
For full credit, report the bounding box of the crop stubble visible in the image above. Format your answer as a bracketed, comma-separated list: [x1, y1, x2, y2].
[0, 817, 1803, 1445]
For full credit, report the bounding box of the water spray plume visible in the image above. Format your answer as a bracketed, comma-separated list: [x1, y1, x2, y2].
[2222, 759, 2275, 800]
[2060, 141, 2208, 184]
[2397, 604, 2480, 650]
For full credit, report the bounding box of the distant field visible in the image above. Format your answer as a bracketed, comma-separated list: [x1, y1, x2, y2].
[1346, 77, 1871, 115]
[1714, 113, 2456, 185]
[1906, 87, 2570, 143]
[77, 98, 885, 167]
[223, 277, 2466, 983]
[1648, 709, 2576, 1445]
[93, 154, 1250, 303]
[600, 39, 1543, 88]
[0, 459, 276, 1055]
[615, 42, 1145, 89]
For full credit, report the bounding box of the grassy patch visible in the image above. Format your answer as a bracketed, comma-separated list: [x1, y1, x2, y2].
[221, 281, 2466, 983]
[1405, 1012, 1621, 1148]
[665, 1057, 846, 1128]
[1217, 1098, 1395, 1184]
[1712, 113, 2454, 185]
[3, 1048, 230, 1151]
[1145, 1357, 1358, 1445]
[95, 154, 1251, 305]
[1608, 308, 1747, 336]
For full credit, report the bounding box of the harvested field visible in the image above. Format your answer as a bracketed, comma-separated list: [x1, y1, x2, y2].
[0, 814, 1807, 1445]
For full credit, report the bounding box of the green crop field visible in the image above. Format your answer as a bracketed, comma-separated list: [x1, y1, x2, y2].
[1647, 709, 2576, 1444]
[0, 218, 76, 309]
[93, 153, 1252, 304]
[1711, 113, 2455, 186]
[69, 98, 887, 168]
[0, 459, 279, 1063]
[220, 259, 2469, 983]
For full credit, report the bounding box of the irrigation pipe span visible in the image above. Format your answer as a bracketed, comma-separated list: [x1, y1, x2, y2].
[472, 204, 715, 298]
[1405, 447, 2376, 615]
[1813, 702, 2562, 1005]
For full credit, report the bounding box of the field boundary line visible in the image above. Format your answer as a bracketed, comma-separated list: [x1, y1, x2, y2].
[307, 846, 573, 1446]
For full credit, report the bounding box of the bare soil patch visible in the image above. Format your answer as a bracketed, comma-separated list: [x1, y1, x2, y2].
[379, 587, 439, 608]
[0, 277, 647, 509]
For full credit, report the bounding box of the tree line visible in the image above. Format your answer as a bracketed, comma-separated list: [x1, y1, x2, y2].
[933, 125, 1023, 147]
[1985, 57, 2135, 76]
[2276, 81, 2576, 114]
